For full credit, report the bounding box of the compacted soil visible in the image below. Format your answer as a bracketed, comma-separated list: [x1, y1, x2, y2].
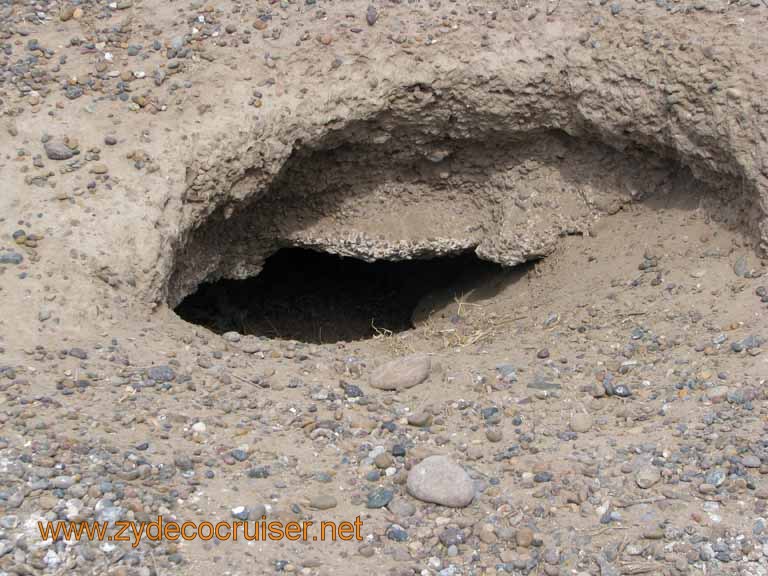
[1, 1, 768, 576]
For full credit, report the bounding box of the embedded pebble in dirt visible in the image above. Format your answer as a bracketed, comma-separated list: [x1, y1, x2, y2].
[1, 1, 768, 576]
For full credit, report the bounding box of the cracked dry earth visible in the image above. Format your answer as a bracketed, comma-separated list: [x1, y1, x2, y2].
[2, 0, 768, 575]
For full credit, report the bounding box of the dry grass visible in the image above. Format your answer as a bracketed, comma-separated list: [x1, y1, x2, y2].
[370, 320, 416, 356]
[414, 292, 528, 349]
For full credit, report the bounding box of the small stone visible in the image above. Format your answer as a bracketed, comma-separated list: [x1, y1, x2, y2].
[387, 499, 416, 518]
[60, 6, 75, 21]
[309, 494, 338, 510]
[570, 412, 593, 433]
[635, 465, 661, 489]
[148, 365, 175, 382]
[44, 140, 75, 160]
[386, 524, 408, 541]
[341, 382, 364, 398]
[365, 470, 381, 482]
[698, 483, 716, 495]
[439, 527, 465, 547]
[374, 453, 393, 469]
[612, 384, 632, 398]
[742, 455, 761, 468]
[536, 348, 550, 359]
[231, 506, 249, 520]
[486, 428, 503, 442]
[406, 455, 474, 508]
[733, 255, 750, 278]
[370, 354, 431, 391]
[366, 5, 378, 26]
[705, 468, 726, 488]
[69, 347, 88, 360]
[407, 412, 432, 427]
[516, 527, 534, 548]
[104, 135, 117, 146]
[705, 386, 729, 403]
[230, 449, 248, 462]
[0, 252, 23, 265]
[191, 421, 206, 433]
[65, 86, 83, 100]
[534, 471, 553, 483]
[496, 364, 518, 383]
[247, 466, 270, 479]
[240, 335, 261, 354]
[366, 488, 393, 509]
[89, 163, 108, 174]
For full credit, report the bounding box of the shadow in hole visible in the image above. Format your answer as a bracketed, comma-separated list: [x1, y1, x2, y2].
[174, 248, 517, 343]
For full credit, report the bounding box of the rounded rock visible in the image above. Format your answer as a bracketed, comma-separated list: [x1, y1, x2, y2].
[369, 354, 431, 391]
[406, 455, 474, 508]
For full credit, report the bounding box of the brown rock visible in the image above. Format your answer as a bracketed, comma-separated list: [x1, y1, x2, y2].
[369, 354, 431, 391]
[60, 6, 75, 21]
[516, 527, 534, 548]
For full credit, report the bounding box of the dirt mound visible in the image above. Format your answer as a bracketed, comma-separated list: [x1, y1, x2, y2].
[1, 1, 767, 576]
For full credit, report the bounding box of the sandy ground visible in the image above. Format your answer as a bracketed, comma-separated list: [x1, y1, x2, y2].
[1, 1, 768, 575]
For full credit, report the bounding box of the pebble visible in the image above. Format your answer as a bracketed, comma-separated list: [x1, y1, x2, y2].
[516, 527, 534, 548]
[44, 140, 75, 160]
[309, 494, 338, 510]
[570, 412, 593, 433]
[366, 5, 378, 26]
[148, 365, 176, 382]
[386, 524, 408, 542]
[486, 428, 503, 442]
[742, 455, 761, 468]
[635, 465, 661, 489]
[369, 354, 431, 390]
[407, 412, 432, 427]
[367, 488, 394, 509]
[733, 255, 750, 277]
[0, 252, 23, 265]
[406, 455, 474, 508]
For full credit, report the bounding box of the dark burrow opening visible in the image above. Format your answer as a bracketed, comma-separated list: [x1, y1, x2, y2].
[174, 248, 511, 343]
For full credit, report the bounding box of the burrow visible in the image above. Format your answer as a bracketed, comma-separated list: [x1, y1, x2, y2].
[167, 121, 757, 344]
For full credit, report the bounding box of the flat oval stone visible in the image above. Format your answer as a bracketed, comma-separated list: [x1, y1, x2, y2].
[406, 455, 474, 508]
[369, 354, 431, 391]
[309, 494, 338, 510]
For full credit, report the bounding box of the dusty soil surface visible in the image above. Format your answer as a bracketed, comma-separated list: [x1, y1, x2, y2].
[1, 1, 768, 575]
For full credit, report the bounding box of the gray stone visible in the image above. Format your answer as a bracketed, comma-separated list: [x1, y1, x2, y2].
[309, 494, 338, 510]
[742, 455, 761, 468]
[369, 354, 430, 391]
[635, 465, 661, 489]
[366, 5, 378, 26]
[733, 255, 750, 277]
[148, 365, 176, 382]
[44, 140, 74, 160]
[367, 488, 393, 509]
[387, 499, 416, 517]
[407, 455, 474, 508]
[570, 413, 593, 433]
[0, 252, 23, 265]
